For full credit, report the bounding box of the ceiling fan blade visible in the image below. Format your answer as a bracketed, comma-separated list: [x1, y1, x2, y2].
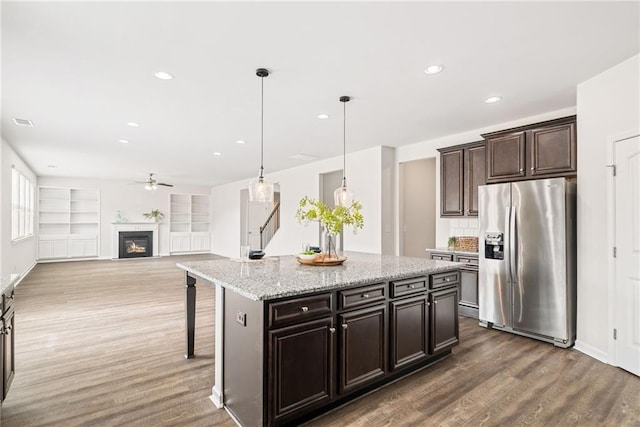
[157, 183, 174, 187]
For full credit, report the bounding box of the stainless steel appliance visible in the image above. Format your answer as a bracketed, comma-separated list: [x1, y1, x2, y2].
[478, 178, 576, 347]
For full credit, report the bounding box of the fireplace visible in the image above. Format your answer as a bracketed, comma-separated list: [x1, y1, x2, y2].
[119, 231, 153, 259]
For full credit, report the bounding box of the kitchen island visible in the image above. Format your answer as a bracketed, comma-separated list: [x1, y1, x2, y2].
[178, 252, 463, 427]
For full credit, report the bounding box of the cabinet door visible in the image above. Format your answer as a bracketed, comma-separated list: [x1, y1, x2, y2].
[459, 268, 479, 309]
[486, 132, 526, 182]
[528, 121, 576, 177]
[39, 238, 68, 259]
[268, 317, 334, 425]
[464, 144, 486, 216]
[170, 234, 191, 252]
[390, 295, 428, 371]
[2, 309, 14, 400]
[440, 149, 464, 216]
[338, 305, 387, 395]
[429, 288, 459, 354]
[191, 233, 210, 251]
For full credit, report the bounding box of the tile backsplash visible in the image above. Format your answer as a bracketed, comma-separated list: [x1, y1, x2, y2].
[448, 218, 479, 238]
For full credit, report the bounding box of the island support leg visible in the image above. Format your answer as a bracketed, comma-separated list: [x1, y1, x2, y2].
[185, 273, 196, 359]
[210, 285, 225, 408]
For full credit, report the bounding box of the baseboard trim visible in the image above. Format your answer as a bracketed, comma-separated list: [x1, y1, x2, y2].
[210, 386, 224, 409]
[14, 260, 38, 287]
[574, 340, 610, 365]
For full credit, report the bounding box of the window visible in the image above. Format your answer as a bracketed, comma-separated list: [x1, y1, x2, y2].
[11, 167, 34, 241]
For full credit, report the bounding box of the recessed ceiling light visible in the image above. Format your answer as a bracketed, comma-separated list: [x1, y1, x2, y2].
[424, 64, 444, 75]
[485, 96, 502, 104]
[13, 118, 34, 127]
[317, 113, 330, 120]
[47, 165, 57, 169]
[154, 71, 174, 80]
[235, 140, 246, 144]
[127, 122, 140, 127]
[119, 139, 129, 144]
[213, 152, 222, 156]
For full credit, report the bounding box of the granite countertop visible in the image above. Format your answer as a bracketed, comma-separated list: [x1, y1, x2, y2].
[426, 248, 479, 256]
[177, 251, 464, 301]
[0, 274, 20, 294]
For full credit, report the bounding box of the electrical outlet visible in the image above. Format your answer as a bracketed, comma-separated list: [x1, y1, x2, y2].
[236, 311, 246, 327]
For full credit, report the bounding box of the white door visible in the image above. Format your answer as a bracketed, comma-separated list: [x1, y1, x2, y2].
[615, 134, 640, 376]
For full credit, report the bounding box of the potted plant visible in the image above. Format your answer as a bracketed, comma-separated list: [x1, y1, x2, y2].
[295, 196, 364, 260]
[143, 209, 164, 223]
[448, 236, 457, 251]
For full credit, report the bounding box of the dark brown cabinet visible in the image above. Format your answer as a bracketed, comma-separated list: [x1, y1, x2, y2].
[1, 308, 14, 400]
[259, 273, 460, 426]
[484, 116, 576, 183]
[429, 251, 479, 319]
[338, 305, 386, 394]
[389, 295, 428, 370]
[268, 317, 334, 425]
[438, 141, 485, 217]
[1, 286, 15, 403]
[429, 287, 459, 354]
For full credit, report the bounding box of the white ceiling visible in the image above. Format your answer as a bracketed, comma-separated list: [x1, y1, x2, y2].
[2, 1, 639, 187]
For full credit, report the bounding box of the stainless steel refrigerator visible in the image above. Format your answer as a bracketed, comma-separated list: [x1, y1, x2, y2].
[478, 178, 576, 347]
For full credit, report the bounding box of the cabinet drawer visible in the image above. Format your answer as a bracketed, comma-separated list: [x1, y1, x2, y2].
[455, 255, 478, 266]
[430, 271, 460, 289]
[338, 283, 386, 310]
[268, 293, 332, 328]
[430, 253, 453, 261]
[391, 277, 427, 298]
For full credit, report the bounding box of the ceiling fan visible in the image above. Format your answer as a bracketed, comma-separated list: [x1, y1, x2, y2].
[135, 173, 174, 191]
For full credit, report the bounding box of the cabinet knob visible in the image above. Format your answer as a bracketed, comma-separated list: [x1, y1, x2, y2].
[520, 168, 524, 172]
[300, 306, 309, 312]
[427, 302, 431, 306]
[435, 300, 438, 304]
[329, 327, 336, 334]
[362, 294, 369, 299]
[445, 278, 451, 282]
[409, 284, 415, 289]
[531, 167, 535, 171]
[342, 324, 348, 329]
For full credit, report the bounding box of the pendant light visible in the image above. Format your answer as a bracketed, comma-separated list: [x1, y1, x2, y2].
[334, 95, 354, 207]
[248, 68, 274, 203]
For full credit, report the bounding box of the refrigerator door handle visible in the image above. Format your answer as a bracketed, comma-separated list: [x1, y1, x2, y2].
[510, 206, 517, 285]
[504, 206, 512, 283]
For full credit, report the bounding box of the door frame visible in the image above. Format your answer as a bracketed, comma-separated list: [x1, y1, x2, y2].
[606, 128, 640, 367]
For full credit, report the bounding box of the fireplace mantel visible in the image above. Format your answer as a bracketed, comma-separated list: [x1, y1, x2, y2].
[111, 222, 159, 259]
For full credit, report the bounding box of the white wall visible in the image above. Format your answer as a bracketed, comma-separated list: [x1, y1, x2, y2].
[1, 138, 38, 277]
[37, 176, 212, 258]
[211, 146, 390, 258]
[575, 54, 640, 362]
[395, 106, 577, 248]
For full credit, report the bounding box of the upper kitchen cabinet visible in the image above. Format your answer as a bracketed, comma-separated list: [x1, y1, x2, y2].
[438, 141, 486, 217]
[483, 116, 576, 183]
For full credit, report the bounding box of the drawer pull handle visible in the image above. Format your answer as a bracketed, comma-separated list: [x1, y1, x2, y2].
[362, 294, 369, 299]
[329, 327, 336, 334]
[409, 284, 415, 289]
[342, 324, 348, 329]
[301, 306, 309, 312]
[446, 278, 451, 282]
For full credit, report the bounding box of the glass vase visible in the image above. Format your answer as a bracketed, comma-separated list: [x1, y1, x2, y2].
[321, 229, 342, 260]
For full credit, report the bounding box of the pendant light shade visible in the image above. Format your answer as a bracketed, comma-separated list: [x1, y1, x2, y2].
[248, 68, 274, 203]
[334, 96, 354, 207]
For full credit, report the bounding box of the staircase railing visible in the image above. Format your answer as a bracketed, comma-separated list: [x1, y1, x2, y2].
[259, 201, 280, 249]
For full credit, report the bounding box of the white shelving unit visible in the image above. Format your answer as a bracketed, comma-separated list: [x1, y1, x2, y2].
[38, 187, 100, 260]
[169, 193, 211, 253]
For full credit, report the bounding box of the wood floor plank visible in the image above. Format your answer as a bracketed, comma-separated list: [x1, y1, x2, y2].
[3, 255, 639, 426]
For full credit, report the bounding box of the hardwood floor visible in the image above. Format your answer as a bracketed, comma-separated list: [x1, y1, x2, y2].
[4, 256, 639, 426]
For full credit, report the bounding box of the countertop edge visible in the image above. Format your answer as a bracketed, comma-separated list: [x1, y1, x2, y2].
[177, 260, 465, 301]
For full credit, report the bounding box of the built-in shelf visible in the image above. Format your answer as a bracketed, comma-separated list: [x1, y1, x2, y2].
[38, 187, 100, 260]
[169, 193, 211, 253]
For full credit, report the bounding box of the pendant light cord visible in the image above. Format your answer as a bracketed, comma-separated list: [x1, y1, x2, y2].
[260, 74, 264, 179]
[342, 98, 347, 186]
